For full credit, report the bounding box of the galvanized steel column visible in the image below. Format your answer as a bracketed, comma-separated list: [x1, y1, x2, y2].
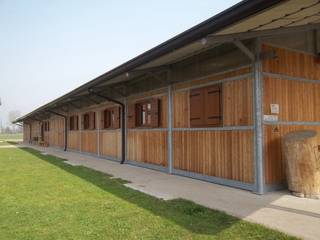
[97, 110, 100, 157]
[253, 38, 264, 194]
[167, 85, 173, 174]
[124, 98, 128, 163]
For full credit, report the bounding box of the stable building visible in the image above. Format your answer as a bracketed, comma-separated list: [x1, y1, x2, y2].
[15, 0, 320, 194]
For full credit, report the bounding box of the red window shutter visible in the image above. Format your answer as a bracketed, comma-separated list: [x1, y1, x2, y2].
[150, 99, 160, 128]
[127, 104, 136, 128]
[190, 88, 204, 127]
[100, 110, 105, 129]
[113, 107, 121, 129]
[205, 85, 222, 126]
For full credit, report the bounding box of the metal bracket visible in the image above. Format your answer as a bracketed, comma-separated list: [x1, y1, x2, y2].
[233, 40, 255, 61]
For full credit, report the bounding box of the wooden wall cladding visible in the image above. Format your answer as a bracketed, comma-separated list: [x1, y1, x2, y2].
[31, 121, 40, 139]
[160, 95, 168, 128]
[173, 66, 251, 90]
[173, 91, 189, 128]
[48, 118, 64, 148]
[49, 131, 64, 148]
[173, 130, 254, 183]
[44, 132, 50, 143]
[81, 131, 97, 154]
[127, 131, 168, 166]
[23, 124, 30, 142]
[68, 131, 80, 151]
[262, 44, 320, 80]
[173, 78, 253, 127]
[223, 77, 253, 126]
[263, 77, 320, 122]
[99, 130, 121, 159]
[264, 125, 320, 184]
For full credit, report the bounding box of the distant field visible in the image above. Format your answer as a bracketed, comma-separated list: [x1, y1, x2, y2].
[0, 133, 23, 140]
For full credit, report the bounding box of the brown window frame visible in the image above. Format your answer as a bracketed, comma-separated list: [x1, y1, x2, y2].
[102, 107, 121, 129]
[69, 115, 79, 131]
[82, 112, 96, 130]
[135, 100, 152, 127]
[189, 84, 222, 128]
[103, 109, 111, 129]
[44, 121, 50, 132]
[83, 113, 90, 130]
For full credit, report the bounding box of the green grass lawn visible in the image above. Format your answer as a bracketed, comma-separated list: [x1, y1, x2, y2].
[0, 133, 23, 140]
[0, 144, 298, 240]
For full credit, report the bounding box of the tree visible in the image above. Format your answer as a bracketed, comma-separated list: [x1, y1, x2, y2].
[8, 110, 22, 133]
[8, 110, 21, 123]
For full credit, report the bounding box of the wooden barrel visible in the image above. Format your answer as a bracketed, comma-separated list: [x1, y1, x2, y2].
[282, 130, 320, 199]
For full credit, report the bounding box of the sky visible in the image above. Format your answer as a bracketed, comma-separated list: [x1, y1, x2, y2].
[0, 0, 240, 127]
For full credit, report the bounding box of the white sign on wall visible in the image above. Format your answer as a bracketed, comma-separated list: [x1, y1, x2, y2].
[264, 115, 279, 122]
[270, 104, 280, 114]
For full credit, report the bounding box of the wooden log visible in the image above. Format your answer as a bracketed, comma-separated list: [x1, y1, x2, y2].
[283, 130, 320, 199]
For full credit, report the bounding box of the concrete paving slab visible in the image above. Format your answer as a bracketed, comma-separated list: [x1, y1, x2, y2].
[19, 144, 320, 240]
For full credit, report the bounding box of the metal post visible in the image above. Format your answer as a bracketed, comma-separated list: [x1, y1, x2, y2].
[79, 113, 82, 153]
[253, 38, 264, 194]
[97, 110, 100, 157]
[124, 98, 128, 162]
[167, 85, 173, 174]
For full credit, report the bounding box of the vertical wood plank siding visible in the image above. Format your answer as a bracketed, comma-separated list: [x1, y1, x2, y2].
[262, 44, 320, 80]
[173, 91, 189, 128]
[68, 131, 80, 151]
[264, 77, 320, 121]
[262, 44, 320, 184]
[172, 67, 254, 183]
[127, 131, 168, 166]
[222, 78, 253, 126]
[99, 130, 121, 159]
[81, 131, 97, 154]
[173, 130, 254, 183]
[23, 123, 30, 142]
[48, 117, 64, 148]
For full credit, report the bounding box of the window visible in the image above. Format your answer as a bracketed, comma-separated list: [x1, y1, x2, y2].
[69, 115, 79, 131]
[44, 121, 50, 132]
[136, 101, 152, 127]
[101, 107, 120, 129]
[189, 85, 222, 127]
[82, 112, 96, 130]
[127, 98, 160, 128]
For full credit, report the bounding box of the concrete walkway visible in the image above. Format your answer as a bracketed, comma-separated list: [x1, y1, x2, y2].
[20, 144, 320, 240]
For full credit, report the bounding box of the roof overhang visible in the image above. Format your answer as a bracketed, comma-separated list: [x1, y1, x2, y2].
[14, 0, 320, 123]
